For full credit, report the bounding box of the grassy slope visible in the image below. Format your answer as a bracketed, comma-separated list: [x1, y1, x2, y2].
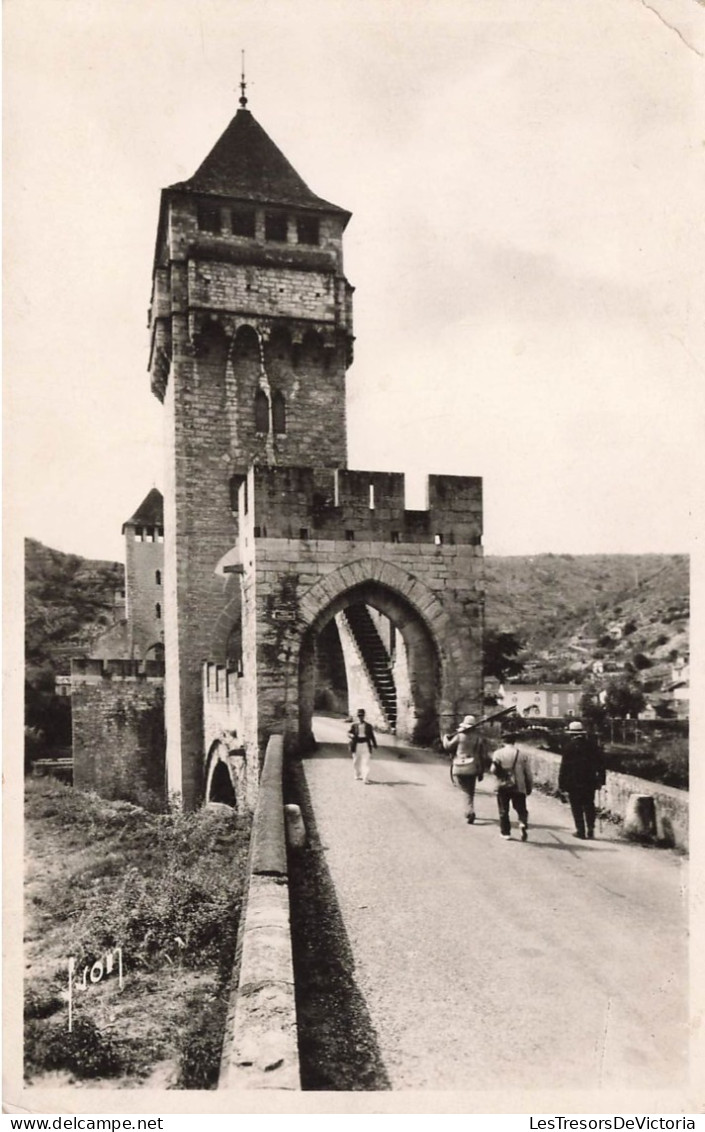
[24, 779, 251, 1088]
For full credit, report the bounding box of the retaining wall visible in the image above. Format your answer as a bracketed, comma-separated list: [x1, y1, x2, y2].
[219, 734, 300, 1090]
[519, 743, 689, 851]
[71, 661, 165, 810]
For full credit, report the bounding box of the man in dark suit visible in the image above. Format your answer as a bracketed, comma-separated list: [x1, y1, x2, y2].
[558, 720, 606, 839]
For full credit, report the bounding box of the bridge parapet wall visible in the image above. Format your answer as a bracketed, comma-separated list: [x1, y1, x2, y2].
[242, 466, 482, 545]
[520, 743, 689, 851]
[219, 734, 300, 1090]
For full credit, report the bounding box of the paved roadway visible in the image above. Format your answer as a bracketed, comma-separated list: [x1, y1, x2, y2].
[301, 716, 689, 1091]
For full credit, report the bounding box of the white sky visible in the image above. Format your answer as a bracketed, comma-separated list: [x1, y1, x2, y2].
[5, 0, 705, 561]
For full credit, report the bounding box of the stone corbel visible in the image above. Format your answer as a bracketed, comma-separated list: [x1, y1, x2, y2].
[150, 346, 171, 400]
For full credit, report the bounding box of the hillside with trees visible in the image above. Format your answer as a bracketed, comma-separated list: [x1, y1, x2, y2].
[25, 539, 124, 759]
[483, 553, 688, 686]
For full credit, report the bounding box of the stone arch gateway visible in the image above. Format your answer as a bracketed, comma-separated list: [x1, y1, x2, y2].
[298, 577, 442, 750]
[234, 471, 485, 768]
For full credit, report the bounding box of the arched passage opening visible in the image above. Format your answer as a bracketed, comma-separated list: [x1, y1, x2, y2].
[209, 761, 237, 806]
[299, 580, 441, 750]
[204, 741, 243, 808]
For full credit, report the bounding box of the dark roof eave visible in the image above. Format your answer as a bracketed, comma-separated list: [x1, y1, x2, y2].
[122, 488, 164, 533]
[165, 181, 351, 222]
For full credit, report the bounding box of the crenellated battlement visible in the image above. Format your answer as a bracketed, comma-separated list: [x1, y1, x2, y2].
[203, 660, 243, 702]
[71, 658, 165, 683]
[240, 465, 482, 546]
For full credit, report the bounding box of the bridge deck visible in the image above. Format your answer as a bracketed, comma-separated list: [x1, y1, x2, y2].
[296, 716, 689, 1094]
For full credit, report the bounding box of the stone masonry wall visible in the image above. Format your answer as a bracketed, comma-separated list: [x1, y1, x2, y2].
[391, 626, 413, 738]
[313, 619, 349, 715]
[190, 259, 337, 322]
[71, 662, 165, 810]
[228, 331, 347, 473]
[165, 315, 239, 809]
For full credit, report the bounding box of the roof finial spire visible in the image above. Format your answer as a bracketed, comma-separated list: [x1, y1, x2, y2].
[239, 50, 248, 108]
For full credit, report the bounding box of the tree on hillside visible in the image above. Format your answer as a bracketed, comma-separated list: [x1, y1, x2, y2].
[579, 691, 607, 730]
[604, 679, 646, 719]
[25, 663, 72, 762]
[483, 629, 525, 681]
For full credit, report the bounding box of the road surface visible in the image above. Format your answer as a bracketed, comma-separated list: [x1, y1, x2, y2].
[298, 716, 688, 1091]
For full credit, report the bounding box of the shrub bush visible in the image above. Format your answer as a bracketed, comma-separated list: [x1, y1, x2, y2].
[24, 979, 64, 1021]
[25, 1016, 135, 1080]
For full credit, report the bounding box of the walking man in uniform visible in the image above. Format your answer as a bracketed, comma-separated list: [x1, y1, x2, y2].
[349, 708, 378, 784]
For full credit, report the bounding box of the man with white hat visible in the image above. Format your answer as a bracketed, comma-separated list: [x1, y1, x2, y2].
[558, 719, 606, 839]
[442, 714, 488, 824]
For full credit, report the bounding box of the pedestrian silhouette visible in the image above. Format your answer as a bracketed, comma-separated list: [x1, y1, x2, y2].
[490, 741, 533, 841]
[558, 720, 606, 839]
[443, 714, 488, 824]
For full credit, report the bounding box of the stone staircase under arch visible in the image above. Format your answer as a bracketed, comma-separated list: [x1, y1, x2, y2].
[341, 603, 397, 732]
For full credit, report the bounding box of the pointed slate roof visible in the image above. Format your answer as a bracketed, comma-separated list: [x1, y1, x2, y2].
[122, 488, 164, 533]
[168, 108, 349, 216]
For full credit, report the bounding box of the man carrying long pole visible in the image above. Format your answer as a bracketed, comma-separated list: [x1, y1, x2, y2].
[442, 707, 516, 825]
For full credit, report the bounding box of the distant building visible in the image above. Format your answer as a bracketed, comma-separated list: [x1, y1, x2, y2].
[664, 658, 689, 720]
[499, 683, 584, 718]
[638, 701, 658, 721]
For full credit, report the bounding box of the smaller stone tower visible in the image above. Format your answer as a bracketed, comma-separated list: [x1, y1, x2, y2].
[122, 488, 165, 660]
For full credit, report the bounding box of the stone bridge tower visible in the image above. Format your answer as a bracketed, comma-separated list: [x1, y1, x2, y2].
[149, 91, 484, 810]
